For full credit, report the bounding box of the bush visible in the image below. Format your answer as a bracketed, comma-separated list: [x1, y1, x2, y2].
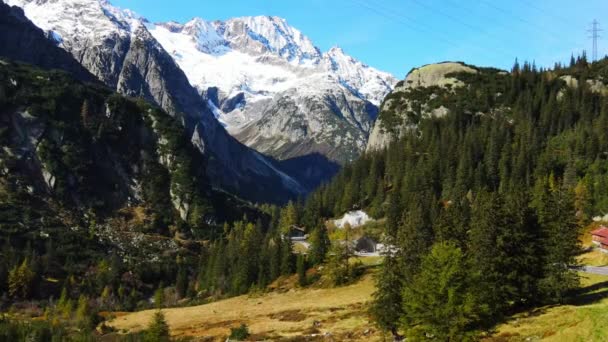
[229, 323, 249, 341]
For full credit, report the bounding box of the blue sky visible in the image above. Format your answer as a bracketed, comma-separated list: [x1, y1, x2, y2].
[111, 0, 608, 78]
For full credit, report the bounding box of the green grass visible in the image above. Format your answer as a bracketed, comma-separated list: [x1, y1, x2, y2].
[488, 272, 608, 341]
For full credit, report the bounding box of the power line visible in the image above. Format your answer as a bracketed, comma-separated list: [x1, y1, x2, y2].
[407, 0, 518, 58]
[347, 0, 513, 64]
[515, 0, 578, 27]
[588, 20, 602, 61]
[478, 0, 579, 48]
[348, 0, 457, 47]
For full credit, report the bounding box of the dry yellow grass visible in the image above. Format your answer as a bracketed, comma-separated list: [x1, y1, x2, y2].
[578, 249, 608, 267]
[108, 274, 381, 341]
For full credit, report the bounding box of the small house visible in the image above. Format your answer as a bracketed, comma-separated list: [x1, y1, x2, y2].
[591, 226, 608, 251]
[288, 225, 308, 241]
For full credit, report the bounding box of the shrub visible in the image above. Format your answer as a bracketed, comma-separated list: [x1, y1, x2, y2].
[229, 323, 250, 341]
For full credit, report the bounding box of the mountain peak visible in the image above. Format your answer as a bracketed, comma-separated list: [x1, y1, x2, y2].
[224, 15, 321, 62]
[328, 45, 345, 54]
[157, 20, 184, 33]
[6, 0, 142, 40]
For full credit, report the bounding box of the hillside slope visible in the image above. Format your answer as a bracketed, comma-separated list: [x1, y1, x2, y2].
[6, 0, 306, 203]
[109, 274, 380, 341]
[0, 2, 96, 83]
[0, 58, 264, 308]
[367, 62, 477, 151]
[487, 273, 608, 341]
[298, 56, 608, 340]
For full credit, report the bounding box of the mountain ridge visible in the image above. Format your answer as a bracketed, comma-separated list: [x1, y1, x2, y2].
[6, 0, 308, 202]
[147, 12, 396, 169]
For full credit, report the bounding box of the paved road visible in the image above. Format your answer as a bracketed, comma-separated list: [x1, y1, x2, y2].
[576, 266, 608, 276]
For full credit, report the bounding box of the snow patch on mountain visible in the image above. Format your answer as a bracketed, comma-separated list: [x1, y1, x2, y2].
[148, 16, 397, 133]
[6, 0, 140, 44]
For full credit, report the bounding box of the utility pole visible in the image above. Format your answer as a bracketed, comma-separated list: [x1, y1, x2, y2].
[588, 19, 602, 61]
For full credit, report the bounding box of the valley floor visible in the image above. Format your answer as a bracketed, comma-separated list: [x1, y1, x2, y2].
[107, 255, 608, 341]
[107, 273, 382, 341]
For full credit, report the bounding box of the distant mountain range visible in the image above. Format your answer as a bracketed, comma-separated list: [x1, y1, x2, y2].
[6, 0, 397, 196]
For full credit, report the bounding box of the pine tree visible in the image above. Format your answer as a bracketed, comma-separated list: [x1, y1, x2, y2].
[76, 295, 92, 329]
[401, 242, 480, 341]
[154, 286, 164, 309]
[466, 187, 545, 317]
[370, 253, 403, 339]
[175, 265, 188, 299]
[535, 182, 580, 303]
[145, 311, 170, 342]
[280, 237, 295, 276]
[308, 224, 329, 266]
[268, 237, 281, 281]
[7, 258, 34, 299]
[396, 203, 431, 283]
[326, 241, 351, 286]
[279, 201, 299, 233]
[296, 255, 307, 287]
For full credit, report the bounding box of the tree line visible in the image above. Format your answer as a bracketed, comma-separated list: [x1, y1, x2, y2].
[301, 55, 608, 339]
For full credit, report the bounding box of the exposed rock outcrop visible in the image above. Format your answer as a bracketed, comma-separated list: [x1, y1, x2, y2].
[367, 62, 477, 151]
[0, 2, 96, 82]
[7, 0, 305, 202]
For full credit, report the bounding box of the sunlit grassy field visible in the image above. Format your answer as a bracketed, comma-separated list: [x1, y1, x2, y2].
[487, 272, 608, 342]
[108, 265, 384, 341]
[108, 251, 608, 342]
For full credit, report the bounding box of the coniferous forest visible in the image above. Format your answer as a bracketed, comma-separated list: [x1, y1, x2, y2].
[303, 55, 608, 339]
[3, 27, 608, 340]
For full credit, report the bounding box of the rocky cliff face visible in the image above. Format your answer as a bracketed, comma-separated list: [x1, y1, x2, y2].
[234, 74, 377, 163]
[7, 0, 305, 202]
[367, 62, 477, 151]
[0, 2, 96, 82]
[148, 16, 396, 171]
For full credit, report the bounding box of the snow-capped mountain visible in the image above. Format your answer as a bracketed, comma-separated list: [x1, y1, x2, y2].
[6, 0, 306, 202]
[149, 16, 396, 139]
[7, 0, 397, 192]
[147, 15, 397, 190]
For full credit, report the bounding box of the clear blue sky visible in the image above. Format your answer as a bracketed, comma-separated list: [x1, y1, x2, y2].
[111, 0, 608, 78]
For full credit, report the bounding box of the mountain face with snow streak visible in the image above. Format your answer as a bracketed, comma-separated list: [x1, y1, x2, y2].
[6, 0, 305, 202]
[8, 0, 397, 192]
[148, 16, 397, 168]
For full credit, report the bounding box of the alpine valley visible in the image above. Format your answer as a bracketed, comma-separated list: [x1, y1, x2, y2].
[6, 0, 396, 193]
[3, 0, 608, 341]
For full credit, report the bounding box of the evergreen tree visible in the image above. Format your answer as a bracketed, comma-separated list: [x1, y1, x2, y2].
[75, 295, 92, 329]
[145, 311, 170, 342]
[370, 253, 403, 339]
[308, 224, 329, 266]
[401, 242, 480, 341]
[535, 181, 580, 302]
[296, 255, 307, 287]
[326, 241, 351, 286]
[154, 286, 165, 309]
[279, 201, 299, 233]
[280, 237, 295, 276]
[7, 258, 34, 299]
[175, 265, 188, 299]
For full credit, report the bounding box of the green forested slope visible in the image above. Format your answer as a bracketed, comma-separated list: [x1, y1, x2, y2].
[302, 55, 608, 339]
[0, 60, 275, 315]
